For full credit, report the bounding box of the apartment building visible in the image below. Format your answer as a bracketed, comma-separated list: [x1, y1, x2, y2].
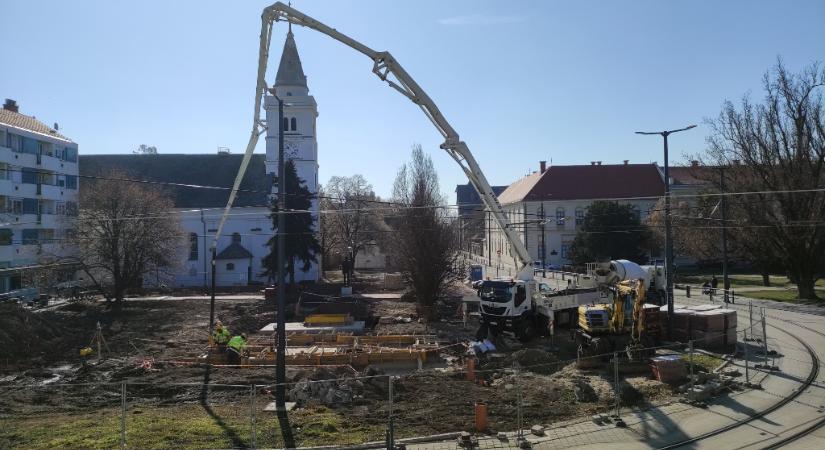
[487, 161, 664, 267]
[0, 99, 79, 293]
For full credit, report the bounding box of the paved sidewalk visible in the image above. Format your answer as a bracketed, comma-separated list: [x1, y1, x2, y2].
[675, 289, 825, 316]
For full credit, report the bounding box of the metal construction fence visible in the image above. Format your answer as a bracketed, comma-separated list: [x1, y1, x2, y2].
[0, 317, 779, 450]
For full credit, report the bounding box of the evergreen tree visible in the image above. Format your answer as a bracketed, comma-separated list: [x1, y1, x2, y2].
[568, 201, 652, 266]
[263, 160, 321, 286]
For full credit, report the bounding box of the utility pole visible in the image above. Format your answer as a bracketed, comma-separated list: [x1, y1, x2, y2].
[720, 166, 730, 303]
[275, 96, 287, 409]
[208, 247, 216, 337]
[540, 202, 546, 278]
[636, 124, 697, 338]
[487, 210, 492, 267]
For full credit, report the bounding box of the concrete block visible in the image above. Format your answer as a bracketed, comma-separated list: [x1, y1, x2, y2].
[530, 425, 545, 436]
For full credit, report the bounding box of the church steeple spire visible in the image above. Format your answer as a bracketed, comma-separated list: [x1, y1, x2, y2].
[275, 27, 307, 88]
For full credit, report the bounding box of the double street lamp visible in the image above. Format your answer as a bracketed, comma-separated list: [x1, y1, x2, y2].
[635, 124, 696, 338]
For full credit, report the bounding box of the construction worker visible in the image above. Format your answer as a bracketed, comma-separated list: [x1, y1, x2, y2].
[213, 320, 231, 351]
[226, 333, 247, 365]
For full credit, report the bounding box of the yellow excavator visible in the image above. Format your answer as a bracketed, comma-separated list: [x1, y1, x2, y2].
[576, 278, 658, 362]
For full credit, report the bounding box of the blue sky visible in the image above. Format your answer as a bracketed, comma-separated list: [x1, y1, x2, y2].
[3, 0, 824, 200]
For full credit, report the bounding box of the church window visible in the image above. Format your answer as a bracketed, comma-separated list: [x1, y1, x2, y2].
[290, 117, 297, 131]
[189, 233, 198, 261]
[232, 232, 241, 243]
[282, 117, 289, 131]
[226, 263, 235, 271]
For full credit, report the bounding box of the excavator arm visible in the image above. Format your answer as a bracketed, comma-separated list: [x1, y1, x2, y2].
[213, 2, 534, 279]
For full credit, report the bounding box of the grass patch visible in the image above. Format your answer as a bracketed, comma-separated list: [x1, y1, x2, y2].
[677, 273, 825, 288]
[689, 353, 725, 372]
[0, 404, 385, 449]
[741, 289, 810, 303]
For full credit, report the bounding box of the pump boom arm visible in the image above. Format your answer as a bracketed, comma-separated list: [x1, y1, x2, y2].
[213, 2, 533, 278]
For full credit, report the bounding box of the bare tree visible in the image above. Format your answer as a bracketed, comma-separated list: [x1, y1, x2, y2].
[703, 60, 825, 299]
[392, 145, 464, 320]
[133, 144, 158, 155]
[70, 170, 184, 303]
[325, 174, 381, 262]
[317, 185, 341, 270]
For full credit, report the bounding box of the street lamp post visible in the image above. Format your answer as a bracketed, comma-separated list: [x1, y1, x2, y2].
[275, 95, 287, 409]
[720, 166, 730, 303]
[636, 124, 696, 338]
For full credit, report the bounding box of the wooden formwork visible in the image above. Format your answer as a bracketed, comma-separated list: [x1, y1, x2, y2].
[201, 333, 441, 368]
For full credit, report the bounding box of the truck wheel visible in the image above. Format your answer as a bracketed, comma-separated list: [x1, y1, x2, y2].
[517, 321, 535, 342]
[475, 323, 489, 341]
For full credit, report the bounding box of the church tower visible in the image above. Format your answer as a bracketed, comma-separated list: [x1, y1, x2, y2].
[264, 27, 320, 281]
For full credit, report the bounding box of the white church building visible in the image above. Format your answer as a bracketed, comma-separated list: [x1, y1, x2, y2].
[80, 29, 321, 287]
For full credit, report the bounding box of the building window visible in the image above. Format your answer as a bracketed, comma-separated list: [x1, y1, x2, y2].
[189, 233, 198, 261]
[21, 229, 38, 245]
[282, 117, 289, 131]
[575, 207, 585, 226]
[64, 147, 78, 162]
[10, 198, 22, 214]
[0, 229, 11, 246]
[22, 137, 39, 155]
[66, 175, 78, 190]
[21, 168, 37, 184]
[561, 243, 571, 260]
[226, 263, 235, 271]
[290, 117, 297, 131]
[556, 207, 565, 226]
[232, 232, 241, 243]
[39, 141, 53, 157]
[8, 133, 22, 152]
[22, 198, 39, 214]
[55, 202, 66, 216]
[0, 163, 9, 180]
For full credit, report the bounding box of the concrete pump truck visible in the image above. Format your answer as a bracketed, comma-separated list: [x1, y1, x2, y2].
[217, 3, 666, 348]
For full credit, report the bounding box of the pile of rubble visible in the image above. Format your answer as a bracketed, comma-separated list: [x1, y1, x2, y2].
[287, 367, 388, 407]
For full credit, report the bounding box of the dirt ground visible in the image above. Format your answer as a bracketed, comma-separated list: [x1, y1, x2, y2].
[0, 271, 687, 448]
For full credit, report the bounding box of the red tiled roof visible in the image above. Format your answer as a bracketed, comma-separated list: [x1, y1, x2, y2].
[669, 166, 714, 186]
[0, 109, 73, 142]
[501, 164, 665, 204]
[498, 171, 543, 204]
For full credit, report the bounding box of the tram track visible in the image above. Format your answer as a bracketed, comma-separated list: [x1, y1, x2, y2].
[658, 322, 820, 449]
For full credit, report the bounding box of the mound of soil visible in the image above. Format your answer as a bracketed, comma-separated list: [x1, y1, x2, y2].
[0, 304, 75, 363]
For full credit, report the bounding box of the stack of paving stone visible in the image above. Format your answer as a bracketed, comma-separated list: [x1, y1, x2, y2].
[690, 309, 737, 350]
[670, 308, 695, 342]
[650, 354, 686, 383]
[642, 304, 663, 338]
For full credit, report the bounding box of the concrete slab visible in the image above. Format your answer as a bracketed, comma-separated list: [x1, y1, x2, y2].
[259, 321, 365, 334]
[353, 293, 404, 300]
[263, 401, 296, 412]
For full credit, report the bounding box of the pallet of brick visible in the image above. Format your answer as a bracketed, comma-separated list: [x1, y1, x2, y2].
[691, 310, 726, 331]
[642, 304, 662, 337]
[651, 355, 686, 383]
[685, 304, 721, 312]
[671, 309, 695, 330]
[725, 326, 738, 347]
[672, 328, 691, 342]
[720, 309, 737, 328]
[691, 329, 725, 348]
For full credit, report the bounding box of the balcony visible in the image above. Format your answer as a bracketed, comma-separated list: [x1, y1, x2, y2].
[41, 184, 71, 200]
[0, 150, 36, 168]
[41, 154, 73, 173]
